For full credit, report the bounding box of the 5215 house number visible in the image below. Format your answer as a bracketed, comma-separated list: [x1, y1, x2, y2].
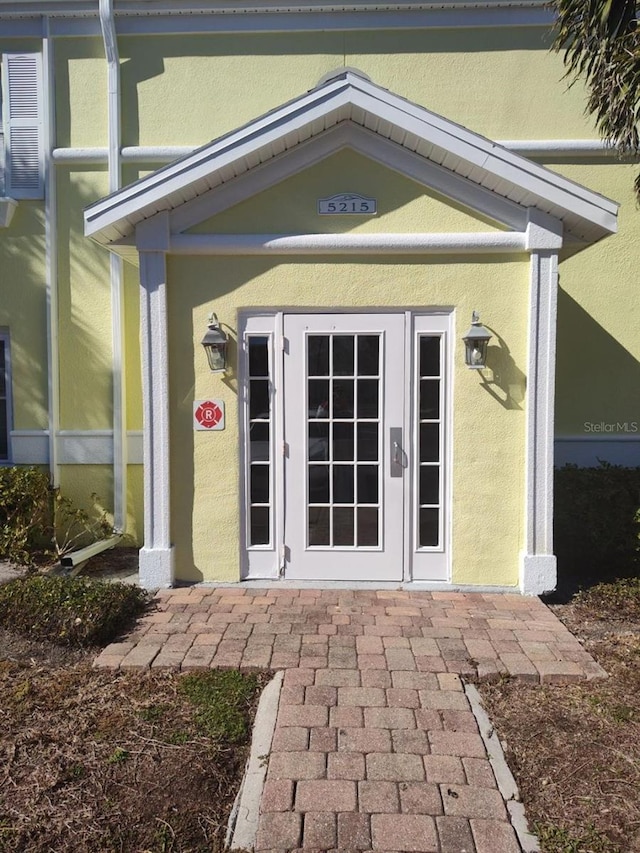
[317, 192, 377, 215]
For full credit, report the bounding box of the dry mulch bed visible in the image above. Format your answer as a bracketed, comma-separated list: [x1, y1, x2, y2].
[479, 581, 640, 853]
[0, 630, 266, 853]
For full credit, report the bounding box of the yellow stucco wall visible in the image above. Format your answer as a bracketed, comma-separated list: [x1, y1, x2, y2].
[0, 38, 42, 55]
[117, 29, 596, 145]
[168, 253, 527, 585]
[552, 162, 640, 435]
[190, 150, 504, 235]
[54, 38, 107, 150]
[55, 464, 143, 544]
[0, 201, 48, 430]
[56, 169, 113, 429]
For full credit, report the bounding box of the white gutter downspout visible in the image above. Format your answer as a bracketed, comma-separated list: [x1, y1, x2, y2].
[43, 19, 59, 486]
[99, 0, 127, 533]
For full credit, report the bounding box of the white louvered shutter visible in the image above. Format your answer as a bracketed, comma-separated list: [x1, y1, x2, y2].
[2, 53, 44, 199]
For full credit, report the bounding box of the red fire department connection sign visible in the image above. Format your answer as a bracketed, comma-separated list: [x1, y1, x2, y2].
[193, 399, 225, 431]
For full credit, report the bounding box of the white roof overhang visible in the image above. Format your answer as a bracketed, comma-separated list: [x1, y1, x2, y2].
[84, 70, 618, 259]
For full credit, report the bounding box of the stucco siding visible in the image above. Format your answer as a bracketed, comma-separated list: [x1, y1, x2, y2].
[168, 254, 527, 584]
[0, 201, 48, 432]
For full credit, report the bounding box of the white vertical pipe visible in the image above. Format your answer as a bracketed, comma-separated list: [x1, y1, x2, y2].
[43, 19, 59, 486]
[99, 0, 126, 532]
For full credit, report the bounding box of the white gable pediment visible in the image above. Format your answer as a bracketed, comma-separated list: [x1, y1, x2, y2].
[84, 69, 618, 256]
[169, 123, 527, 236]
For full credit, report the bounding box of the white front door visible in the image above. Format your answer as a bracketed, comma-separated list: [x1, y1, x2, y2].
[240, 311, 450, 582]
[283, 314, 405, 581]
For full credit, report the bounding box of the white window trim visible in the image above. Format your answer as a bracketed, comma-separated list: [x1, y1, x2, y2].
[410, 313, 453, 582]
[239, 312, 283, 580]
[1, 52, 45, 202]
[0, 73, 18, 227]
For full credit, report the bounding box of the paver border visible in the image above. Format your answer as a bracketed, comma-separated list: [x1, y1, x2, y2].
[466, 683, 541, 853]
[228, 671, 284, 850]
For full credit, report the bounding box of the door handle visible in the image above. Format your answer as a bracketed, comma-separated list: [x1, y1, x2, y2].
[390, 427, 405, 477]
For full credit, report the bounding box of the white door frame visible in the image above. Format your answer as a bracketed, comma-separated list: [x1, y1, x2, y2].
[239, 308, 453, 583]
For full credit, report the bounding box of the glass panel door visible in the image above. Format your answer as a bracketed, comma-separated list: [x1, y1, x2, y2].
[306, 332, 381, 549]
[241, 311, 451, 583]
[283, 314, 404, 581]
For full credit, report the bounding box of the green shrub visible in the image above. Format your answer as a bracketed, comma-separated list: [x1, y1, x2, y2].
[574, 576, 640, 622]
[0, 467, 52, 565]
[0, 575, 149, 647]
[554, 462, 640, 582]
[0, 466, 115, 567]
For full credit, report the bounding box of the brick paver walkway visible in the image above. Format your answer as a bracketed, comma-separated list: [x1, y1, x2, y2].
[95, 588, 606, 851]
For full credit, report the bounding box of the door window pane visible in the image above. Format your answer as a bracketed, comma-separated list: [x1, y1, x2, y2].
[246, 335, 273, 548]
[357, 423, 378, 461]
[419, 466, 439, 505]
[309, 422, 329, 461]
[419, 380, 439, 419]
[249, 336, 269, 376]
[357, 336, 379, 376]
[420, 336, 440, 377]
[357, 465, 378, 504]
[333, 466, 354, 504]
[333, 380, 354, 418]
[308, 380, 330, 417]
[249, 379, 270, 419]
[308, 335, 329, 376]
[309, 507, 330, 545]
[416, 332, 444, 555]
[309, 465, 329, 503]
[250, 507, 270, 546]
[333, 507, 354, 545]
[333, 336, 354, 376]
[250, 422, 269, 461]
[357, 507, 378, 546]
[419, 508, 439, 547]
[419, 423, 439, 463]
[250, 465, 269, 503]
[333, 422, 354, 461]
[357, 379, 379, 418]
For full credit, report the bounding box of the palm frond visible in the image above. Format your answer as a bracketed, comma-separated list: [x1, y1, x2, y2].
[551, 0, 640, 198]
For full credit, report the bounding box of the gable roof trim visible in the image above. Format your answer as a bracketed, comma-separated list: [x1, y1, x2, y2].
[84, 70, 618, 250]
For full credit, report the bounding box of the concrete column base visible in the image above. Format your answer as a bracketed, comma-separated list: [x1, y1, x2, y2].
[519, 553, 557, 596]
[139, 546, 175, 590]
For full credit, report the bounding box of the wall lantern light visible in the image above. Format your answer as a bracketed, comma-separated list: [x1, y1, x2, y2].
[201, 313, 228, 373]
[462, 311, 492, 369]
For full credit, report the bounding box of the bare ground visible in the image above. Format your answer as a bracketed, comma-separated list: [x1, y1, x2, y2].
[0, 630, 266, 853]
[479, 586, 640, 853]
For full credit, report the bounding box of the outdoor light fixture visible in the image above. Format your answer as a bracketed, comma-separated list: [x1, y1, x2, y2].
[462, 311, 492, 369]
[201, 313, 228, 373]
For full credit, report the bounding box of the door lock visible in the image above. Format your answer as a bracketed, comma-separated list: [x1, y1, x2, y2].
[390, 427, 405, 477]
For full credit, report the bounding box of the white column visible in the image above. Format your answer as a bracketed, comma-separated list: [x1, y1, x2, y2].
[137, 213, 174, 588]
[520, 210, 562, 595]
